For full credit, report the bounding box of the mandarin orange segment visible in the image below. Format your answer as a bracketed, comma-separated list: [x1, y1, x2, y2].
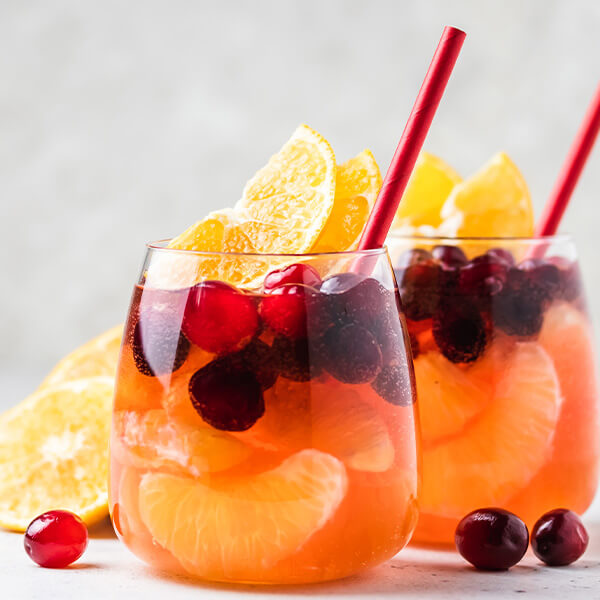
[138, 449, 347, 580]
[439, 152, 533, 237]
[538, 302, 600, 463]
[420, 342, 561, 517]
[112, 409, 251, 476]
[40, 325, 123, 389]
[0, 377, 114, 531]
[391, 151, 461, 232]
[312, 149, 381, 252]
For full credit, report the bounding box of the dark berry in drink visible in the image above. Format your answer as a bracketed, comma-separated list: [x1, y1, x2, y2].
[455, 508, 529, 571]
[372, 314, 405, 366]
[226, 339, 279, 390]
[132, 288, 190, 377]
[337, 278, 394, 329]
[397, 260, 441, 321]
[395, 248, 432, 270]
[264, 263, 321, 291]
[372, 363, 415, 406]
[432, 244, 468, 268]
[458, 255, 508, 299]
[189, 360, 264, 431]
[272, 336, 321, 382]
[531, 509, 589, 566]
[433, 300, 487, 363]
[260, 284, 313, 339]
[485, 247, 515, 266]
[24, 510, 88, 568]
[518, 259, 561, 302]
[320, 323, 382, 384]
[183, 281, 259, 354]
[548, 257, 582, 301]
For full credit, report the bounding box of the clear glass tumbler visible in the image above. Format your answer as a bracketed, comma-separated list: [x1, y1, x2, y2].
[388, 234, 600, 546]
[110, 243, 419, 584]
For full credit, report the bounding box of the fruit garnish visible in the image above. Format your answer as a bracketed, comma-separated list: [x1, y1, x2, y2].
[182, 281, 259, 354]
[137, 450, 347, 580]
[312, 149, 382, 252]
[455, 508, 529, 571]
[420, 342, 561, 516]
[531, 508, 589, 566]
[263, 263, 321, 291]
[112, 409, 251, 475]
[24, 510, 88, 568]
[189, 360, 264, 431]
[439, 152, 533, 237]
[0, 377, 113, 531]
[320, 323, 382, 384]
[39, 325, 123, 389]
[391, 151, 461, 232]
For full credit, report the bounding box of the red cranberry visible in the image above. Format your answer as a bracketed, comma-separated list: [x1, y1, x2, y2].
[189, 360, 264, 431]
[395, 248, 433, 269]
[455, 508, 529, 571]
[458, 255, 508, 298]
[132, 288, 190, 377]
[372, 362, 415, 406]
[320, 323, 382, 384]
[433, 300, 487, 363]
[486, 248, 515, 266]
[260, 284, 312, 339]
[183, 281, 259, 354]
[264, 263, 321, 291]
[531, 509, 589, 566]
[272, 335, 321, 382]
[397, 260, 441, 321]
[24, 510, 88, 568]
[432, 244, 468, 268]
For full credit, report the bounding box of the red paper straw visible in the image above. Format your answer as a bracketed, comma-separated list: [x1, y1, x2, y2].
[358, 26, 466, 250]
[535, 81, 600, 236]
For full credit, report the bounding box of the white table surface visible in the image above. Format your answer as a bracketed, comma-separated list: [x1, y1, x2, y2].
[3, 517, 600, 599]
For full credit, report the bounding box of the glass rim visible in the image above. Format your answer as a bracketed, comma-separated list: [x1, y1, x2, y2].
[386, 232, 573, 244]
[146, 239, 389, 258]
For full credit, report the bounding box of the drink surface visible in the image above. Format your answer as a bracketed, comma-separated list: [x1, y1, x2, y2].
[110, 253, 419, 583]
[391, 238, 600, 545]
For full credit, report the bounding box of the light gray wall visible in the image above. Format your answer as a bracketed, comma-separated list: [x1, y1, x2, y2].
[2, 0, 600, 404]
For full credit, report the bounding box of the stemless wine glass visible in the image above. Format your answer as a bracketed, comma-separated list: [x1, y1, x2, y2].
[388, 233, 600, 546]
[109, 242, 419, 584]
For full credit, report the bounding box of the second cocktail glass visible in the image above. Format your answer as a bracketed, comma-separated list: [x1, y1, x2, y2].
[110, 244, 419, 584]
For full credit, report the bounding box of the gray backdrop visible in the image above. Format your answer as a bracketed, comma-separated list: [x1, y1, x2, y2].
[2, 0, 600, 405]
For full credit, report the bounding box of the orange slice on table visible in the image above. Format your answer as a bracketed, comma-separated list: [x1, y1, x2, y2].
[112, 409, 251, 475]
[0, 377, 113, 531]
[39, 325, 123, 389]
[138, 449, 347, 580]
[439, 152, 533, 237]
[165, 125, 336, 287]
[420, 341, 562, 517]
[391, 151, 461, 232]
[312, 149, 382, 252]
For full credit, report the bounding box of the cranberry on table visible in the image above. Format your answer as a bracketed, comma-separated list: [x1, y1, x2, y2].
[455, 508, 529, 571]
[183, 280, 259, 354]
[263, 263, 321, 290]
[531, 509, 589, 566]
[24, 510, 88, 568]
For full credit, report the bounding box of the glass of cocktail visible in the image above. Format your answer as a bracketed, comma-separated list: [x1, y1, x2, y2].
[388, 233, 599, 546]
[109, 243, 419, 583]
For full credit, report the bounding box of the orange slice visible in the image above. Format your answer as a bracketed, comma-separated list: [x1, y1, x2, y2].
[415, 349, 492, 447]
[138, 449, 347, 580]
[439, 152, 533, 237]
[237, 379, 394, 472]
[391, 151, 461, 232]
[0, 377, 113, 531]
[312, 149, 381, 252]
[420, 342, 561, 517]
[39, 325, 123, 389]
[112, 409, 251, 475]
[166, 125, 336, 286]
